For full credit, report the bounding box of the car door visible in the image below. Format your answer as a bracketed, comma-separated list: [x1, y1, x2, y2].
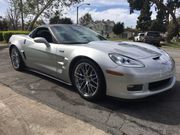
[24, 27, 57, 77]
[55, 43, 75, 82]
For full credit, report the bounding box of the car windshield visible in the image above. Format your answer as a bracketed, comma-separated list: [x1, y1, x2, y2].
[51, 25, 106, 44]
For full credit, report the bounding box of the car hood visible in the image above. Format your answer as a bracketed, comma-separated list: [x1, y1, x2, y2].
[86, 41, 162, 59]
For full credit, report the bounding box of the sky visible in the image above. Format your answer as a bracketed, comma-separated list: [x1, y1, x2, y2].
[64, 0, 141, 28]
[0, 0, 159, 28]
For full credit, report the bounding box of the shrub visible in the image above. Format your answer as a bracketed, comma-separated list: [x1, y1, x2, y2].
[0, 31, 4, 41]
[3, 31, 29, 43]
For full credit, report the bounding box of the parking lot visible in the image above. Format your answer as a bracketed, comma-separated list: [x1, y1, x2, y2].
[0, 47, 180, 135]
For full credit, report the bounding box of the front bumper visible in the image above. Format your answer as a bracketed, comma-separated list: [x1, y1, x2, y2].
[105, 62, 176, 99]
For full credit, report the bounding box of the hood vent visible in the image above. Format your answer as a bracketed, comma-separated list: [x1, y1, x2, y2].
[153, 56, 160, 60]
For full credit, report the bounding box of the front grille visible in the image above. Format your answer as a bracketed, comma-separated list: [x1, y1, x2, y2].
[149, 78, 172, 91]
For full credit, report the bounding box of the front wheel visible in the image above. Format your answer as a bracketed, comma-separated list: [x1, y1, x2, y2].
[72, 59, 105, 101]
[10, 47, 24, 71]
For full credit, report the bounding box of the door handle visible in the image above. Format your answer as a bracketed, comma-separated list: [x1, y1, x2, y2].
[59, 50, 64, 53]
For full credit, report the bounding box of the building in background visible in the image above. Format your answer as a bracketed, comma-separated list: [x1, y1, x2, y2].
[86, 20, 138, 39]
[87, 20, 115, 37]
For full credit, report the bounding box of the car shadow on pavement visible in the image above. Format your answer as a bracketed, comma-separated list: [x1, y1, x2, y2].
[11, 70, 180, 127]
[97, 80, 180, 125]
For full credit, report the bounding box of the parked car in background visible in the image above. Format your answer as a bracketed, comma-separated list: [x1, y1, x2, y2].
[144, 31, 162, 47]
[134, 33, 145, 42]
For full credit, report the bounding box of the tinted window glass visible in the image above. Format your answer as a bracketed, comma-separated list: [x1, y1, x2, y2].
[51, 25, 106, 44]
[31, 28, 53, 43]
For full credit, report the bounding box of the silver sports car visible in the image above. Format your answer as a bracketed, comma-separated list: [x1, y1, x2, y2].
[9, 24, 176, 100]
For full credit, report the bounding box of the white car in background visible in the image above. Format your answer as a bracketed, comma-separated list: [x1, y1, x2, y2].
[134, 33, 145, 42]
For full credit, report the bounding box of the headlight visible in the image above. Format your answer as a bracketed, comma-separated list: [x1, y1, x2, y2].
[109, 53, 145, 68]
[160, 49, 174, 63]
[160, 49, 170, 58]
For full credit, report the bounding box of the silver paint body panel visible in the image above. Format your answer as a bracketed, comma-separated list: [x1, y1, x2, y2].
[9, 26, 176, 99]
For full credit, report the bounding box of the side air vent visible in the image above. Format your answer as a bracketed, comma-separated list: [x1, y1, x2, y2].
[153, 56, 160, 60]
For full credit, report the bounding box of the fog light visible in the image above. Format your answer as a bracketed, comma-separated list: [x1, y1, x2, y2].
[127, 84, 143, 91]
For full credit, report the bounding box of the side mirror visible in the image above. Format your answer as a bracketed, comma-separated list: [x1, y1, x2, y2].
[34, 37, 50, 47]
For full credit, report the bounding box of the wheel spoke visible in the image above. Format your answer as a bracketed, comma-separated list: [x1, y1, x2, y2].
[88, 84, 95, 94]
[87, 84, 92, 94]
[75, 73, 85, 80]
[80, 82, 86, 90]
[74, 62, 99, 97]
[91, 78, 98, 84]
[89, 83, 97, 89]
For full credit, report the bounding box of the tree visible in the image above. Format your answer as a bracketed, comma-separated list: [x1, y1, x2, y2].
[27, 0, 82, 31]
[19, 0, 24, 30]
[150, 9, 167, 32]
[79, 13, 93, 26]
[25, 19, 45, 30]
[6, 0, 82, 30]
[49, 11, 73, 24]
[0, 18, 8, 30]
[136, 0, 152, 31]
[7, 0, 24, 30]
[59, 18, 73, 24]
[49, 11, 61, 24]
[167, 17, 180, 41]
[113, 22, 124, 36]
[128, 0, 180, 40]
[7, 0, 21, 30]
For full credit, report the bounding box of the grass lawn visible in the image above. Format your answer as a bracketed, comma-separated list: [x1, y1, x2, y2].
[162, 41, 180, 49]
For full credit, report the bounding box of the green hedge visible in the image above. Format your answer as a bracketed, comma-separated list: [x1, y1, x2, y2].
[2, 31, 29, 43]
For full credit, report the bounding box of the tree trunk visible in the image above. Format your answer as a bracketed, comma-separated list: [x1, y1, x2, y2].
[20, 0, 24, 30]
[28, 0, 53, 31]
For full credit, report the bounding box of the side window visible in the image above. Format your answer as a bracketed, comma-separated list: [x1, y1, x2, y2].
[31, 28, 53, 43]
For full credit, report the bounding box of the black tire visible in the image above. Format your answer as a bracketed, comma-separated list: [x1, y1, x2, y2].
[71, 58, 106, 101]
[10, 47, 25, 71]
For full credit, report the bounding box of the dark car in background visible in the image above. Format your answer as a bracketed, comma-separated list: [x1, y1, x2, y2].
[144, 31, 162, 47]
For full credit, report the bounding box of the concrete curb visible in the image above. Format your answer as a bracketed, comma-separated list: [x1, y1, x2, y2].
[0, 45, 8, 49]
[0, 84, 110, 135]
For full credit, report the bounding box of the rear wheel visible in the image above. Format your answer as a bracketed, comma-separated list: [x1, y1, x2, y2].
[71, 59, 105, 101]
[10, 47, 24, 71]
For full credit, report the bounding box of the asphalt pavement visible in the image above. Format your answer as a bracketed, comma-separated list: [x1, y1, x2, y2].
[0, 47, 180, 135]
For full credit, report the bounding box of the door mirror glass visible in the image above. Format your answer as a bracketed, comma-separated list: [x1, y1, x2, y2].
[34, 37, 50, 47]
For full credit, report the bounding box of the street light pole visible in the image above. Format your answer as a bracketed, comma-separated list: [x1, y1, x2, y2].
[76, 3, 90, 24]
[77, 6, 79, 24]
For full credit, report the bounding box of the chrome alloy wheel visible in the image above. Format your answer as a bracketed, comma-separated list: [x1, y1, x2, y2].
[11, 48, 20, 69]
[74, 62, 99, 97]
